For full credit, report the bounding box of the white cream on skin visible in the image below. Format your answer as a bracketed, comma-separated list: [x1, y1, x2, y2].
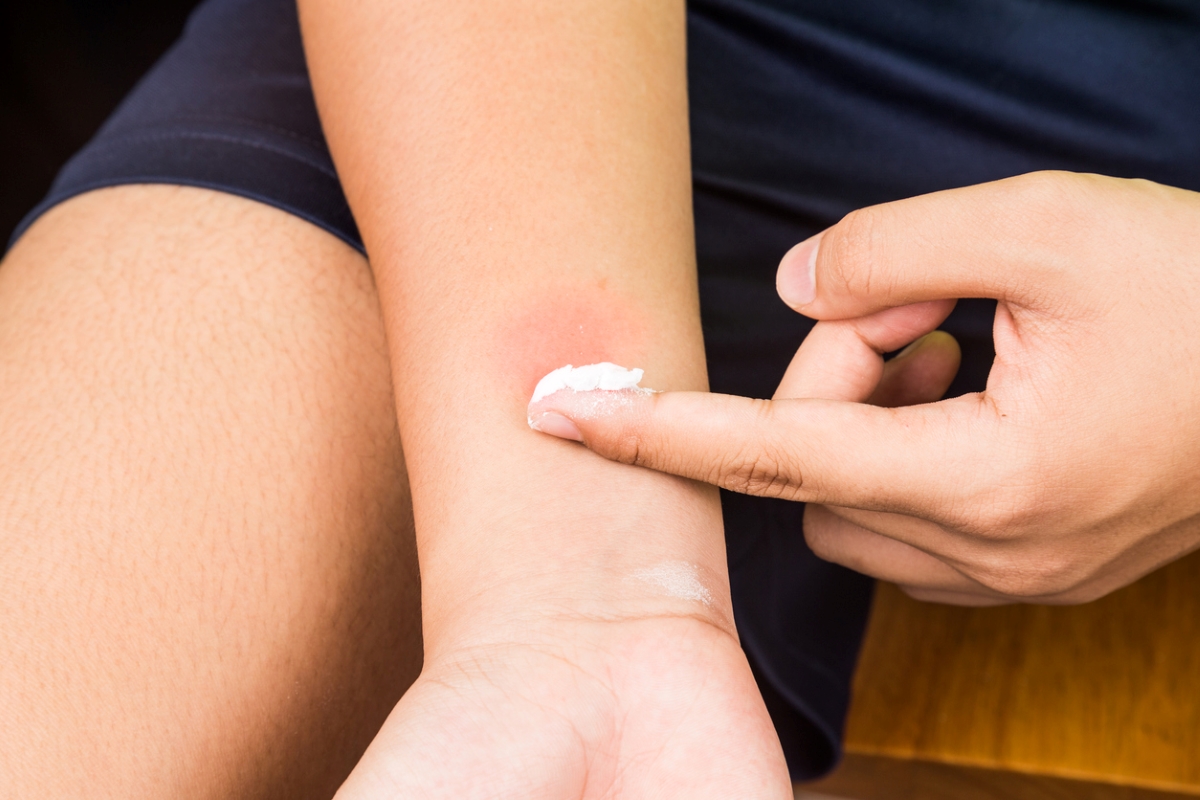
[527, 362, 654, 428]
[530, 362, 647, 403]
[629, 562, 714, 606]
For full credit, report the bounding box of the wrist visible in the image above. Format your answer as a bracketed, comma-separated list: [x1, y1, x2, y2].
[416, 468, 734, 658]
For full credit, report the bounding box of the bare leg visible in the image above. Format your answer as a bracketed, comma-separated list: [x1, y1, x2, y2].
[0, 186, 421, 798]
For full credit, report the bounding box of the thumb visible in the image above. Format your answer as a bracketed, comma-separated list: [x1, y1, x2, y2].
[777, 172, 1076, 319]
[528, 386, 992, 518]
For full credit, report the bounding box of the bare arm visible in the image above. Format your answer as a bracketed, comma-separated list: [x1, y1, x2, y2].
[299, 0, 722, 650]
[298, 1, 790, 795]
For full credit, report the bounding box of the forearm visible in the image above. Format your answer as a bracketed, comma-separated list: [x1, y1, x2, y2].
[298, 0, 730, 653]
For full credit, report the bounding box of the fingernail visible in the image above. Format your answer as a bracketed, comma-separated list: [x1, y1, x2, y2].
[529, 411, 583, 442]
[777, 234, 821, 308]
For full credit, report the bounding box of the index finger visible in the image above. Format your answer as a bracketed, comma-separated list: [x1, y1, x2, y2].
[529, 386, 997, 519]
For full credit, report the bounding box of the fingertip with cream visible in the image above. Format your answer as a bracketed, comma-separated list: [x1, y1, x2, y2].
[527, 362, 652, 443]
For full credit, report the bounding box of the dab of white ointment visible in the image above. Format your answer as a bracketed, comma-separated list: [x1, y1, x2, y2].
[630, 562, 713, 606]
[530, 362, 647, 403]
[528, 362, 654, 428]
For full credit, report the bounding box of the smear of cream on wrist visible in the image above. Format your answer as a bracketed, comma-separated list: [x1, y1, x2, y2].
[629, 562, 713, 606]
[530, 362, 648, 403]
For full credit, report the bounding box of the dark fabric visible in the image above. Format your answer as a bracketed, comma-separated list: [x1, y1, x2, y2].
[10, 0, 1200, 782]
[689, 0, 1200, 779]
[11, 0, 357, 252]
[0, 0, 203, 245]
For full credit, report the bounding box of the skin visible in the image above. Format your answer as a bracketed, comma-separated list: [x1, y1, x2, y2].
[0, 186, 421, 797]
[534, 171, 1200, 608]
[298, 0, 790, 796]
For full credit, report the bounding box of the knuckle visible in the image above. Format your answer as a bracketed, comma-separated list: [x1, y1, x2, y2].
[964, 548, 1082, 599]
[965, 490, 1039, 538]
[717, 448, 797, 498]
[826, 206, 888, 296]
[1013, 169, 1074, 204]
[955, 452, 1052, 538]
[1006, 171, 1096, 238]
[996, 171, 1120, 300]
[710, 399, 805, 499]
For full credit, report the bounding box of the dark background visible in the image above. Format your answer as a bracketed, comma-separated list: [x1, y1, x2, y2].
[2, 0, 202, 246]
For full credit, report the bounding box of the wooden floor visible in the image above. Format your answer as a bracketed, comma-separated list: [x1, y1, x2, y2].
[797, 549, 1200, 799]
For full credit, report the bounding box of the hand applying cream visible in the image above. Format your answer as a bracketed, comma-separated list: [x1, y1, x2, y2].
[528, 362, 651, 441]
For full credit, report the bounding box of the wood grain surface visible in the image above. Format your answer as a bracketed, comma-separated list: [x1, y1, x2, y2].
[800, 754, 1200, 800]
[817, 548, 1200, 797]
